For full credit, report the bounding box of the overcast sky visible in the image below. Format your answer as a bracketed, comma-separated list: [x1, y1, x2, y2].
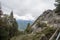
[0, 0, 55, 20]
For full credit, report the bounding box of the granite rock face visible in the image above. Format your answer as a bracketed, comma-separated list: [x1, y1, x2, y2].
[31, 9, 60, 33]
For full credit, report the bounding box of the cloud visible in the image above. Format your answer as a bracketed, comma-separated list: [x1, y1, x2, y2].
[0, 0, 55, 20]
[14, 14, 35, 20]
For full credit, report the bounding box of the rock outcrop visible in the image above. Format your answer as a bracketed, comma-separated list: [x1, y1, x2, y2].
[31, 9, 60, 33]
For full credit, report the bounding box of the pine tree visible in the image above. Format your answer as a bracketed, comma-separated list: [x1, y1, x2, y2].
[9, 13, 18, 37]
[10, 11, 13, 20]
[55, 0, 60, 13]
[0, 2, 3, 18]
[25, 23, 31, 33]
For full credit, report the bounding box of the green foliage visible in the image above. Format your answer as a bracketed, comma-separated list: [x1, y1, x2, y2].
[36, 21, 47, 28]
[32, 27, 56, 40]
[9, 18, 18, 38]
[0, 13, 18, 40]
[12, 27, 56, 40]
[55, 0, 60, 13]
[25, 23, 32, 34]
[0, 28, 9, 40]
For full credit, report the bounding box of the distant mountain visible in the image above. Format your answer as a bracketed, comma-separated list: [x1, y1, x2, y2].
[17, 19, 33, 31]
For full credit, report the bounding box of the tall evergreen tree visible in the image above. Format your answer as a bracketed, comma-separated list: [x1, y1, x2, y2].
[10, 11, 13, 20]
[0, 2, 3, 18]
[25, 23, 31, 33]
[55, 0, 60, 13]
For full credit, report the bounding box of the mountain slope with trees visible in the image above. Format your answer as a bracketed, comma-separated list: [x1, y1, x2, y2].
[0, 6, 18, 40]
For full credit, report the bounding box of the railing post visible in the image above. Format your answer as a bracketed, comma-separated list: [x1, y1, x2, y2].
[49, 28, 59, 40]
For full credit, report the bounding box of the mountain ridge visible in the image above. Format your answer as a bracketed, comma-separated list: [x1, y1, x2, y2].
[17, 19, 33, 31]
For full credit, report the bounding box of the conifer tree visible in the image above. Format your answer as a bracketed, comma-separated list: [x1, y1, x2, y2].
[55, 0, 60, 13]
[25, 23, 31, 33]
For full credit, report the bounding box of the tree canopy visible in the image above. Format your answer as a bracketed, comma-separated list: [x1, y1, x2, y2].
[55, 0, 60, 13]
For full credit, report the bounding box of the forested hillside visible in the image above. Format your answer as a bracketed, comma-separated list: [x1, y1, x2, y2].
[0, 6, 18, 40]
